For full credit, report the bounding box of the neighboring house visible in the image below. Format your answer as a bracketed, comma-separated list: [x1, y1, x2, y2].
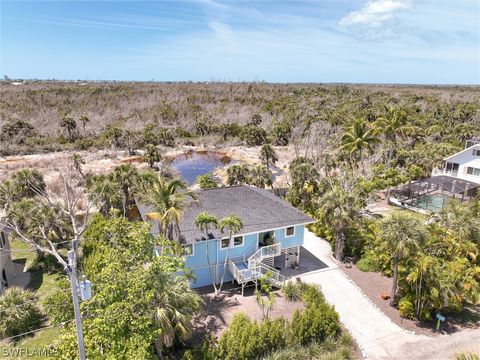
[138, 185, 315, 294]
[0, 226, 14, 294]
[432, 139, 480, 184]
[391, 138, 480, 212]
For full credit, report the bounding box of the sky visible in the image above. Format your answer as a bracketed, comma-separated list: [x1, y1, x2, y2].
[1, 0, 479, 84]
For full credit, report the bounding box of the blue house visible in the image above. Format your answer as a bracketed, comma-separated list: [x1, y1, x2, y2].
[138, 185, 315, 294]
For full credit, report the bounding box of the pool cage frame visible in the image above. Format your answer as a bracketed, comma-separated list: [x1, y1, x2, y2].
[392, 175, 479, 212]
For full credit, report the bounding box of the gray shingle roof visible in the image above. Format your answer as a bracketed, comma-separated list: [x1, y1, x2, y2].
[137, 185, 315, 244]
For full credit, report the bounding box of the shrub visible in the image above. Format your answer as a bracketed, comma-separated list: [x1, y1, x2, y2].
[282, 281, 302, 302]
[289, 302, 340, 346]
[196, 173, 218, 189]
[356, 255, 379, 272]
[0, 287, 43, 339]
[43, 278, 74, 324]
[300, 283, 325, 307]
[242, 125, 267, 146]
[215, 313, 287, 360]
[398, 296, 415, 319]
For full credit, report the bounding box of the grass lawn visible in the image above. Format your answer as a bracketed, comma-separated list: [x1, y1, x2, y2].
[0, 240, 65, 356]
[374, 205, 426, 221]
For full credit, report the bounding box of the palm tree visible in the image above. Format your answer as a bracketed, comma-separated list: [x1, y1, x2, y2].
[11, 168, 46, 198]
[381, 213, 426, 306]
[85, 174, 123, 216]
[317, 183, 360, 261]
[141, 175, 197, 241]
[111, 165, 139, 216]
[227, 164, 250, 185]
[195, 212, 219, 294]
[259, 144, 278, 171]
[60, 115, 77, 142]
[249, 165, 272, 189]
[340, 118, 379, 165]
[218, 214, 243, 295]
[375, 107, 414, 161]
[143, 144, 161, 169]
[151, 271, 202, 360]
[79, 115, 90, 136]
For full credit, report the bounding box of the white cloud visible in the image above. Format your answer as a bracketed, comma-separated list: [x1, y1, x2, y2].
[208, 21, 235, 45]
[339, 0, 412, 28]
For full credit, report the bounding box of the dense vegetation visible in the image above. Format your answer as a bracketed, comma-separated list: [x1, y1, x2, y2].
[1, 82, 479, 161]
[183, 283, 352, 360]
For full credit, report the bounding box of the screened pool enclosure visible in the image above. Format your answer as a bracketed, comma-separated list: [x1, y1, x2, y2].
[392, 175, 479, 212]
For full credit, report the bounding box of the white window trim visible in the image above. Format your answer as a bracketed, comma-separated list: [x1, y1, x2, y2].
[285, 226, 295, 238]
[219, 235, 244, 250]
[182, 243, 195, 257]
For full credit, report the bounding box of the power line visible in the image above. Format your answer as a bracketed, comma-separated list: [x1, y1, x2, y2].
[0, 320, 73, 343]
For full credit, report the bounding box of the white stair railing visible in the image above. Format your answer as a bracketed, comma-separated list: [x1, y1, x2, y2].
[252, 262, 286, 288]
[247, 243, 281, 268]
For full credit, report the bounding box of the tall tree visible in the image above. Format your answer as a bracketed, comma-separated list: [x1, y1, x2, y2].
[249, 165, 273, 189]
[375, 107, 414, 161]
[79, 115, 90, 136]
[340, 118, 379, 165]
[218, 214, 243, 295]
[227, 164, 250, 186]
[57, 217, 201, 359]
[143, 144, 161, 169]
[317, 182, 360, 261]
[381, 213, 426, 306]
[140, 175, 197, 241]
[195, 212, 220, 295]
[111, 164, 139, 216]
[60, 115, 77, 142]
[259, 144, 278, 171]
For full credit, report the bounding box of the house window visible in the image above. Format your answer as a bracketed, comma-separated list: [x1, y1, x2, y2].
[233, 236, 244, 247]
[221, 238, 230, 249]
[473, 149, 480, 156]
[285, 226, 295, 237]
[182, 244, 194, 256]
[467, 167, 480, 176]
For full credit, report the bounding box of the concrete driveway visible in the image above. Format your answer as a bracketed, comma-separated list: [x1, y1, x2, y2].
[300, 231, 480, 360]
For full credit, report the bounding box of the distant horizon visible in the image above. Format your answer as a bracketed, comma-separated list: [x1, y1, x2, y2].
[3, 78, 480, 87]
[1, 0, 479, 85]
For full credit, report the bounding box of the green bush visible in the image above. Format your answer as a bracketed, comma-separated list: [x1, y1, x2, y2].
[216, 313, 288, 360]
[282, 281, 302, 302]
[0, 287, 43, 339]
[356, 255, 379, 272]
[43, 278, 74, 325]
[300, 283, 325, 307]
[290, 302, 340, 346]
[242, 125, 267, 146]
[398, 296, 415, 319]
[196, 173, 218, 189]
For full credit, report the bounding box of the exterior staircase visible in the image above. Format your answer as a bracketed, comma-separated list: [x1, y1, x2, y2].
[228, 243, 286, 295]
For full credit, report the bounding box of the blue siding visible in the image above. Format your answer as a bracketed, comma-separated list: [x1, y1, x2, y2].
[184, 224, 306, 288]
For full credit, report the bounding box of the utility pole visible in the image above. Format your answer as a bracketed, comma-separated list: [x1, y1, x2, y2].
[68, 240, 87, 360]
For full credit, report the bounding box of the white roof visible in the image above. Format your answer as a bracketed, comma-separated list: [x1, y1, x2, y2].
[444, 144, 480, 161]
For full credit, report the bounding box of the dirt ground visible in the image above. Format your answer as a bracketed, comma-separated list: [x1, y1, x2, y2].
[0, 145, 294, 187]
[339, 262, 480, 336]
[189, 283, 305, 346]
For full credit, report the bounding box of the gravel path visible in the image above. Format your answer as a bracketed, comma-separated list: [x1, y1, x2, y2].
[301, 231, 480, 360]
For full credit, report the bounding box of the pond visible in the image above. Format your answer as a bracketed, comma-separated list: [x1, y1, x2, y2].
[169, 151, 233, 185]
